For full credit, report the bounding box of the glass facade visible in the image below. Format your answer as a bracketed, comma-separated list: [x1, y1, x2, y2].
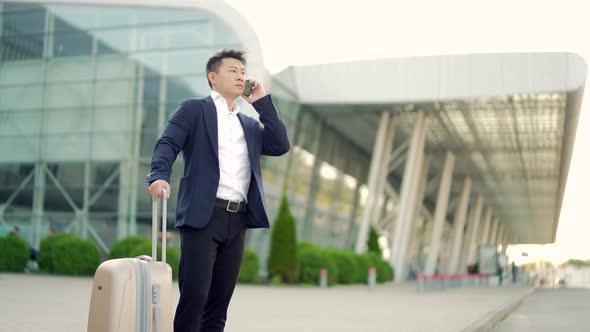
[0, 2, 375, 266]
[0, 2, 244, 251]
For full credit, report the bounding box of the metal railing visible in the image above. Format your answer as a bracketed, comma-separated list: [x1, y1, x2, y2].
[416, 273, 492, 292]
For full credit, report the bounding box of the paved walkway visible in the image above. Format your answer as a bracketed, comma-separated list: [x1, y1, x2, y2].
[493, 287, 590, 332]
[1, 273, 532, 332]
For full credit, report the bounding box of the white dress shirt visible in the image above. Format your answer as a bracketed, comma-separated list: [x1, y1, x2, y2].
[211, 91, 251, 203]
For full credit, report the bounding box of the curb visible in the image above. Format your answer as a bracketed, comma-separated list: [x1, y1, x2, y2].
[459, 287, 535, 332]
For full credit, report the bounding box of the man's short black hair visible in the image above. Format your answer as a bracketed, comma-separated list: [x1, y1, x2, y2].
[206, 49, 247, 88]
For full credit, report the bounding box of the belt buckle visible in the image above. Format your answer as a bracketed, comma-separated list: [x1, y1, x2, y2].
[226, 200, 240, 213]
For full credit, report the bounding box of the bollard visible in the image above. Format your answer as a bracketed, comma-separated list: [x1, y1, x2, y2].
[320, 268, 328, 288]
[417, 273, 424, 292]
[368, 267, 377, 290]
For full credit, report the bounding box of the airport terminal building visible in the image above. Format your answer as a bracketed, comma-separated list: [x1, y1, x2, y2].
[0, 0, 586, 280]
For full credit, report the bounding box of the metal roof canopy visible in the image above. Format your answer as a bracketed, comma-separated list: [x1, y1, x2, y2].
[274, 52, 587, 244]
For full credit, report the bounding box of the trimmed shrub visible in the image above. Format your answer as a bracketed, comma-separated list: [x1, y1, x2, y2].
[367, 226, 381, 256]
[298, 246, 339, 286]
[0, 235, 30, 272]
[353, 254, 370, 284]
[129, 242, 180, 280]
[267, 195, 299, 284]
[324, 249, 360, 285]
[377, 259, 395, 282]
[109, 236, 150, 259]
[238, 248, 260, 283]
[298, 241, 319, 252]
[51, 236, 101, 276]
[365, 252, 394, 283]
[38, 233, 79, 273]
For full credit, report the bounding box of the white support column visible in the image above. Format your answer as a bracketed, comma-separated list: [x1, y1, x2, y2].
[128, 61, 145, 236]
[32, 162, 46, 250]
[497, 224, 505, 248]
[424, 152, 455, 275]
[447, 176, 472, 273]
[390, 111, 428, 281]
[388, 139, 409, 174]
[501, 231, 509, 255]
[489, 217, 500, 245]
[404, 154, 432, 278]
[486, 217, 496, 245]
[355, 112, 392, 253]
[458, 203, 475, 272]
[464, 195, 484, 270]
[372, 116, 397, 221]
[81, 161, 91, 239]
[301, 123, 324, 240]
[117, 161, 131, 239]
[479, 208, 492, 246]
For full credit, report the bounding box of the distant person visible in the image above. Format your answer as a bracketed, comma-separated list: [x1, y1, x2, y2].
[147, 49, 290, 332]
[10, 226, 20, 236]
[511, 262, 517, 283]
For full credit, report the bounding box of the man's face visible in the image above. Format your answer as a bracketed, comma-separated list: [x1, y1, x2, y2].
[210, 58, 246, 98]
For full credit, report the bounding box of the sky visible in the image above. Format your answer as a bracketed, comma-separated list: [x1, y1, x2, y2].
[224, 0, 590, 265]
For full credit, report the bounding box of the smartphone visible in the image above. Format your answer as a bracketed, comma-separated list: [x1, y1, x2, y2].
[243, 80, 254, 97]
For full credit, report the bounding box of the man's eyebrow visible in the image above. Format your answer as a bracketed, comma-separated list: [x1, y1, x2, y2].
[228, 65, 246, 71]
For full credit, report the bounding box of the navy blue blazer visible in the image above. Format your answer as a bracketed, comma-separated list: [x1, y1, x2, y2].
[147, 94, 290, 229]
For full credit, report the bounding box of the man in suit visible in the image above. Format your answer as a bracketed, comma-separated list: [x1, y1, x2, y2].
[147, 49, 290, 332]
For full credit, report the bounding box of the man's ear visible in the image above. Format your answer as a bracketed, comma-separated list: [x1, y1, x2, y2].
[207, 71, 216, 86]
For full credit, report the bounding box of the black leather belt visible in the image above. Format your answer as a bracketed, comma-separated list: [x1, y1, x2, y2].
[215, 198, 247, 213]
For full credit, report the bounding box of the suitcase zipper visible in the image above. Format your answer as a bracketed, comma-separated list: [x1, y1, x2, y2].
[133, 260, 143, 332]
[136, 260, 150, 332]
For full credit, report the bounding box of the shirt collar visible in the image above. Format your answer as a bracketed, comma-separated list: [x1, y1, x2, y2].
[210, 90, 240, 114]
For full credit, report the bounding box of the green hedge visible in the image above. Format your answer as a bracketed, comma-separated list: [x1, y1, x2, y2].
[47, 235, 101, 276]
[298, 241, 319, 253]
[38, 233, 82, 273]
[238, 249, 260, 283]
[53, 237, 100, 275]
[109, 236, 150, 259]
[376, 258, 395, 282]
[0, 235, 30, 272]
[295, 243, 394, 286]
[324, 249, 359, 285]
[298, 246, 339, 286]
[365, 253, 395, 283]
[353, 254, 370, 283]
[129, 242, 180, 280]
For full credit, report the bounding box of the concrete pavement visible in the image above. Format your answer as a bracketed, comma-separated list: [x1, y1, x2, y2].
[1, 273, 532, 332]
[493, 287, 590, 332]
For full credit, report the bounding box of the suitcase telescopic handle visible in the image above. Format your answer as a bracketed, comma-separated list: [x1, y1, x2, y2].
[151, 188, 167, 264]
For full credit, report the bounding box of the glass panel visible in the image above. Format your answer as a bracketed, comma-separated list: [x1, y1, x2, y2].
[53, 16, 93, 57]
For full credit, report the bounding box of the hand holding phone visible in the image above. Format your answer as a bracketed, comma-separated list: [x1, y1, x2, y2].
[241, 79, 266, 104]
[243, 80, 254, 97]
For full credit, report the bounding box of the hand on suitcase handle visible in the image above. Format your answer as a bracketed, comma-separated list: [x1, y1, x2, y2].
[148, 180, 171, 199]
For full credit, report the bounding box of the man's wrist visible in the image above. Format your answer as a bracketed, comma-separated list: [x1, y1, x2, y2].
[252, 94, 272, 111]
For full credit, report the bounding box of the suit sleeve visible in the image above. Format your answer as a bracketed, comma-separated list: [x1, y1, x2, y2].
[146, 100, 194, 185]
[252, 94, 291, 156]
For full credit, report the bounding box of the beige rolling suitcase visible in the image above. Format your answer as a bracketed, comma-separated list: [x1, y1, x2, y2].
[87, 190, 173, 332]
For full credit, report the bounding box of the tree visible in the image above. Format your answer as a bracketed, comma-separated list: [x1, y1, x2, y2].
[367, 225, 381, 256]
[267, 195, 299, 283]
[563, 259, 590, 268]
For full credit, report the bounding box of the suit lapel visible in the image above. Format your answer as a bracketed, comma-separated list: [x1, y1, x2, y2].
[237, 113, 255, 165]
[203, 96, 219, 160]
